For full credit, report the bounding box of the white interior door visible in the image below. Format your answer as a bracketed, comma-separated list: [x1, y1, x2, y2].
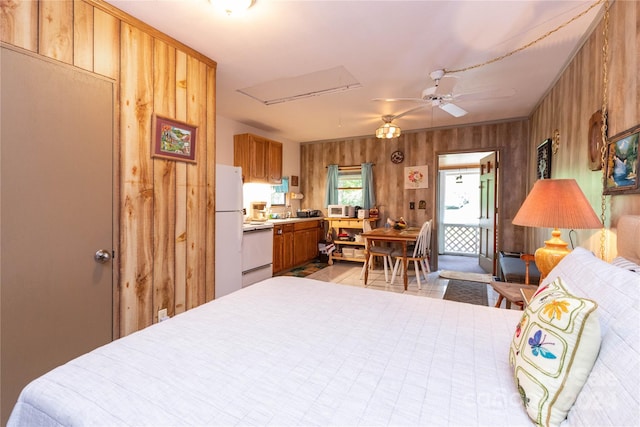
[1, 47, 114, 421]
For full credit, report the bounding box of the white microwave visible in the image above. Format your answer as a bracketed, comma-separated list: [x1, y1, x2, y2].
[327, 205, 349, 217]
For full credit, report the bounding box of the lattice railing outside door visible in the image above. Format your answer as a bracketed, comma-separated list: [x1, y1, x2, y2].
[443, 224, 479, 255]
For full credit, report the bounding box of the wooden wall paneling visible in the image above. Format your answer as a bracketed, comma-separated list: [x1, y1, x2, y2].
[152, 39, 176, 320]
[0, 0, 38, 51]
[185, 56, 207, 309]
[100, 5, 122, 339]
[173, 50, 188, 315]
[404, 133, 430, 227]
[527, 0, 640, 259]
[301, 120, 530, 260]
[39, 0, 73, 63]
[374, 137, 389, 223]
[608, 0, 638, 136]
[119, 23, 154, 335]
[93, 7, 119, 79]
[300, 143, 319, 226]
[73, 0, 93, 71]
[391, 135, 407, 223]
[205, 65, 216, 302]
[1, 0, 218, 335]
[317, 141, 330, 216]
[625, 1, 639, 131]
[86, 0, 216, 69]
[568, 67, 586, 173]
[608, 1, 640, 223]
[299, 145, 308, 211]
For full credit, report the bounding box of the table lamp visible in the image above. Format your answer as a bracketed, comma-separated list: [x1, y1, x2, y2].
[512, 179, 602, 279]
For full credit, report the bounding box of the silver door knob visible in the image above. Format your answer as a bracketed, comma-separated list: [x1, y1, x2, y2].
[94, 249, 111, 263]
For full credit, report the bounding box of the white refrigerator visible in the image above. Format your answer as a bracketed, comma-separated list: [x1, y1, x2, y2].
[215, 164, 244, 298]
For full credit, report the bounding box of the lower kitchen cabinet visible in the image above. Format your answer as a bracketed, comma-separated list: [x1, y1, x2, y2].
[273, 224, 294, 274]
[273, 219, 322, 274]
[293, 227, 317, 266]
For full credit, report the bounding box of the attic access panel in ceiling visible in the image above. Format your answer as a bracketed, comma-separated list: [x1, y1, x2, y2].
[238, 65, 361, 105]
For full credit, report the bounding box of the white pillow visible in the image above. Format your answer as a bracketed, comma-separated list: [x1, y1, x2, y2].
[509, 277, 601, 427]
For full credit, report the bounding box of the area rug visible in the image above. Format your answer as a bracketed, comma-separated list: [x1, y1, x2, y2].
[279, 259, 329, 278]
[443, 279, 488, 306]
[439, 270, 493, 283]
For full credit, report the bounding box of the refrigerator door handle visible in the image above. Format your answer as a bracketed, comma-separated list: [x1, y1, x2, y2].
[237, 211, 244, 246]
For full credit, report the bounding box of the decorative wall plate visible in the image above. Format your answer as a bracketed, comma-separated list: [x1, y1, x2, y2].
[588, 110, 604, 171]
[390, 150, 404, 164]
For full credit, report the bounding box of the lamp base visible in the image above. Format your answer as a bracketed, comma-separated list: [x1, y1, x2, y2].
[534, 228, 571, 280]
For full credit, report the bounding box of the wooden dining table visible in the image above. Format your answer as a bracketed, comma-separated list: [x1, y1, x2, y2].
[361, 226, 421, 290]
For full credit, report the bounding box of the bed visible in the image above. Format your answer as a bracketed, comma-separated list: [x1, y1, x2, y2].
[8, 216, 640, 426]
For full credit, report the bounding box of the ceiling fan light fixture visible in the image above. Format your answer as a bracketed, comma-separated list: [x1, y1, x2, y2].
[376, 122, 401, 139]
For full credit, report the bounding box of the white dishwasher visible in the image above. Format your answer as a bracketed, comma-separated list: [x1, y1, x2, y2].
[242, 223, 274, 287]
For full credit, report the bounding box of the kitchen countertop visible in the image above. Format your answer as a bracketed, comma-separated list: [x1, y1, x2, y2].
[243, 217, 323, 230]
[242, 217, 323, 231]
[267, 217, 323, 224]
[242, 222, 274, 231]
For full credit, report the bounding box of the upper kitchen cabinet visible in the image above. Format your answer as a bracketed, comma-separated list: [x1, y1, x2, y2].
[234, 133, 282, 184]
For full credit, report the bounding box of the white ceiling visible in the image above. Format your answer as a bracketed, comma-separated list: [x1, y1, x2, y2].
[106, 0, 604, 143]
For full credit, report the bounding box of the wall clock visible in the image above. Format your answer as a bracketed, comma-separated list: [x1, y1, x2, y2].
[390, 150, 404, 164]
[588, 110, 604, 171]
[536, 139, 552, 179]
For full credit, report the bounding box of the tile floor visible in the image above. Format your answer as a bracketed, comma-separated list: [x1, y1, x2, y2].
[306, 255, 509, 308]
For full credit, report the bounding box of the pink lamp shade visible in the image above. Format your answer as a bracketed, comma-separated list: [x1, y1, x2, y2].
[512, 179, 602, 279]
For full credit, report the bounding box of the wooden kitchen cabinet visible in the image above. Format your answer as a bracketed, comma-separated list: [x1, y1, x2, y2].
[293, 223, 319, 266]
[234, 133, 282, 184]
[273, 223, 294, 274]
[273, 219, 322, 274]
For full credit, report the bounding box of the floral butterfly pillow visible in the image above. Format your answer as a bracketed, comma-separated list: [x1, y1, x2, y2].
[509, 277, 601, 427]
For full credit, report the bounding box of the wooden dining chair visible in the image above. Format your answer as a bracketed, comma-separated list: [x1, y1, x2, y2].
[360, 220, 394, 283]
[389, 219, 432, 289]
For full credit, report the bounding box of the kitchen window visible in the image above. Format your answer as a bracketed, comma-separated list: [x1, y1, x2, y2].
[337, 167, 363, 206]
[271, 177, 289, 206]
[326, 163, 375, 209]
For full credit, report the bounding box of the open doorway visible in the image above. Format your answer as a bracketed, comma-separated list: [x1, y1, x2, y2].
[436, 151, 497, 274]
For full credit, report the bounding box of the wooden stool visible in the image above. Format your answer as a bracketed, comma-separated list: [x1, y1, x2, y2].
[492, 253, 539, 309]
[490, 281, 533, 309]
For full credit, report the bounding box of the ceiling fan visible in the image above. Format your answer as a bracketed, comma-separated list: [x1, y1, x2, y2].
[375, 69, 469, 118]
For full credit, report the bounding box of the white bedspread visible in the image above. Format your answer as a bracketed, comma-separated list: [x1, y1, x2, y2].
[9, 277, 530, 426]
